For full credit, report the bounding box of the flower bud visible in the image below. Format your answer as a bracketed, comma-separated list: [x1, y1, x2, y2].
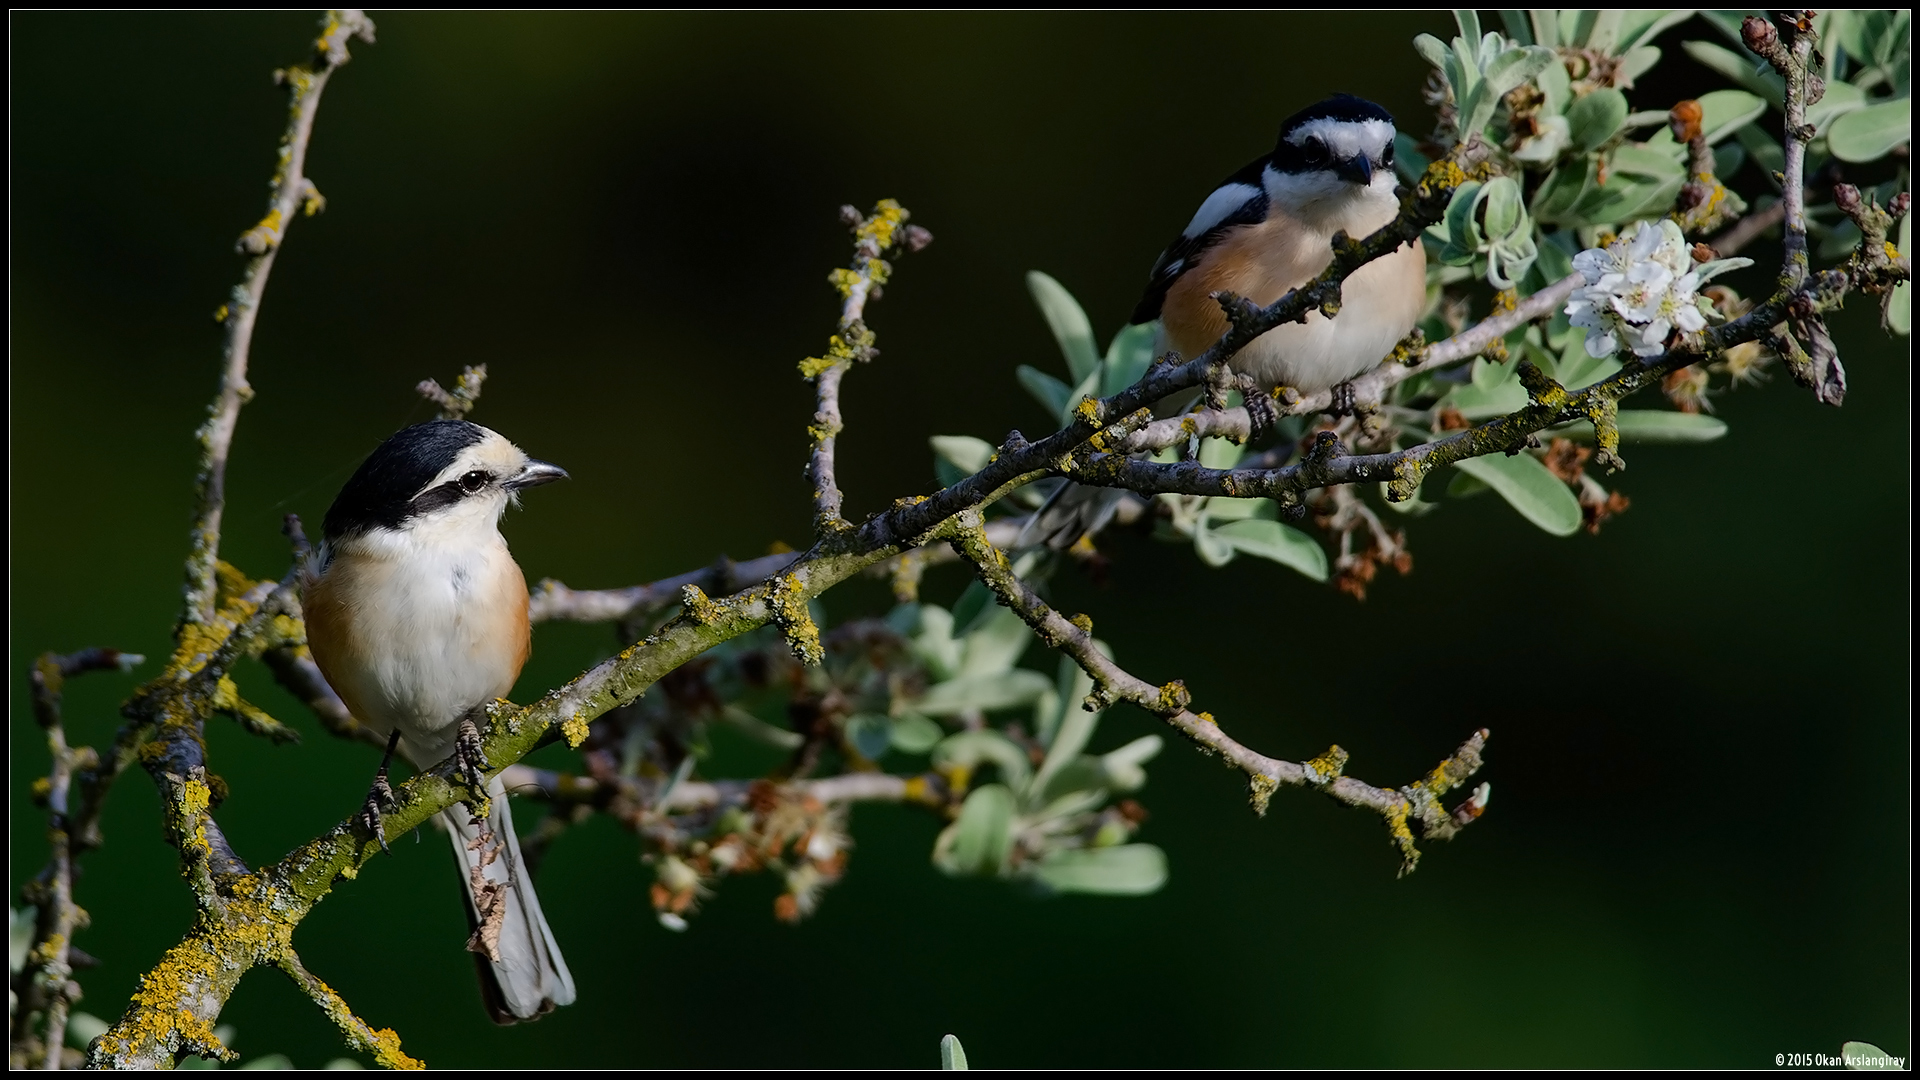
[1742, 15, 1779, 58]
[1668, 100, 1704, 143]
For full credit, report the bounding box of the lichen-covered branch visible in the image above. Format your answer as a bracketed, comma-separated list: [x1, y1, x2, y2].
[183, 9, 375, 627]
[941, 508, 1487, 874]
[415, 364, 487, 421]
[13, 649, 143, 1069]
[801, 201, 933, 536]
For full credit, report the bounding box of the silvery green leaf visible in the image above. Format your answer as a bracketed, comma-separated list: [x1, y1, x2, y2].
[1448, 470, 1492, 498]
[1447, 373, 1530, 420]
[1453, 453, 1582, 536]
[917, 670, 1052, 717]
[1499, 10, 1533, 45]
[1025, 271, 1100, 383]
[1099, 734, 1164, 792]
[940, 1034, 969, 1071]
[1483, 45, 1556, 100]
[1713, 141, 1745, 178]
[1453, 9, 1482, 46]
[1617, 44, 1662, 87]
[1531, 227, 1575, 287]
[1681, 41, 1784, 108]
[930, 434, 994, 477]
[1537, 48, 1570, 114]
[1016, 365, 1073, 420]
[1531, 160, 1598, 222]
[1442, 181, 1486, 261]
[935, 730, 1034, 793]
[911, 604, 961, 679]
[1488, 229, 1538, 289]
[1617, 10, 1695, 52]
[1212, 519, 1329, 581]
[1031, 845, 1169, 896]
[1549, 411, 1727, 444]
[1414, 33, 1454, 77]
[1037, 652, 1098, 758]
[1567, 88, 1629, 152]
[9, 906, 33, 974]
[1828, 98, 1912, 162]
[890, 712, 945, 754]
[66, 1012, 110, 1050]
[1473, 354, 1515, 392]
[1692, 256, 1754, 282]
[940, 784, 1016, 875]
[1818, 219, 1863, 260]
[1557, 332, 1622, 387]
[1031, 787, 1110, 823]
[1458, 81, 1496, 142]
[1480, 176, 1525, 241]
[845, 713, 894, 760]
[1101, 322, 1156, 397]
[959, 604, 1033, 677]
[1529, 10, 1559, 48]
[1197, 435, 1244, 471]
[1583, 9, 1622, 51]
[1587, 410, 1728, 443]
[1806, 79, 1868, 135]
[1652, 89, 1769, 155]
[1199, 496, 1268, 522]
[1192, 520, 1236, 567]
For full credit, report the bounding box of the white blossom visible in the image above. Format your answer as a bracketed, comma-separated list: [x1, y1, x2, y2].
[1565, 219, 1750, 359]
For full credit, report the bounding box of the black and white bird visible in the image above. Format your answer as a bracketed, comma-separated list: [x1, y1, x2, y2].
[302, 419, 575, 1024]
[1132, 93, 1427, 403]
[1022, 94, 1426, 551]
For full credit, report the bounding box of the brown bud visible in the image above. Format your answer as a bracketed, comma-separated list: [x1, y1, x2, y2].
[1831, 183, 1862, 217]
[1691, 242, 1718, 264]
[1742, 15, 1779, 57]
[1891, 192, 1911, 220]
[902, 224, 934, 252]
[1668, 99, 1704, 143]
[838, 205, 862, 227]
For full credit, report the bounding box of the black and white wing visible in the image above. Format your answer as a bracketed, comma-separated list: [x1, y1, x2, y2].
[1129, 156, 1271, 325]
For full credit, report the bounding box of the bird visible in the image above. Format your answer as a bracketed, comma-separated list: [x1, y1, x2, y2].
[301, 418, 576, 1024]
[1022, 94, 1426, 551]
[1132, 92, 1427, 414]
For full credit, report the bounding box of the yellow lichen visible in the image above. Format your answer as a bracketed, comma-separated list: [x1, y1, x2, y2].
[1069, 613, 1094, 635]
[1247, 773, 1277, 817]
[561, 713, 591, 749]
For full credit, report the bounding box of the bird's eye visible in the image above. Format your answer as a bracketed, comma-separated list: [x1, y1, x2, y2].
[1303, 136, 1328, 166]
[1382, 142, 1395, 168]
[459, 470, 490, 494]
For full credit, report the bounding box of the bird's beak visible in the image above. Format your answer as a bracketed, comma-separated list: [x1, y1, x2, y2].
[1335, 154, 1374, 186]
[505, 459, 569, 490]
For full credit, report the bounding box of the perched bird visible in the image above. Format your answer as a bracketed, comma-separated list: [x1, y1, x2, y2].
[1132, 92, 1427, 410]
[1022, 94, 1425, 551]
[302, 419, 575, 1024]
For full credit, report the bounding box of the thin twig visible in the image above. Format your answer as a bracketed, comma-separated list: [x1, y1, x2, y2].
[943, 509, 1486, 873]
[16, 649, 142, 1069]
[183, 10, 376, 627]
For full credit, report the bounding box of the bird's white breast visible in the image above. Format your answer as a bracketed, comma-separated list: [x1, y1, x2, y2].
[1160, 175, 1425, 394]
[306, 521, 530, 768]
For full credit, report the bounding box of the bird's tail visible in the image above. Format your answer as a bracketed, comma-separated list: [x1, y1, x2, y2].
[1017, 479, 1128, 551]
[443, 775, 576, 1024]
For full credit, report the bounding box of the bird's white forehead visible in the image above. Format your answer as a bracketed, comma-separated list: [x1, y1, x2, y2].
[1286, 117, 1396, 159]
[425, 430, 528, 491]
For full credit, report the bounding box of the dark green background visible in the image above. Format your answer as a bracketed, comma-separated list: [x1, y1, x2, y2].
[11, 11, 1909, 1069]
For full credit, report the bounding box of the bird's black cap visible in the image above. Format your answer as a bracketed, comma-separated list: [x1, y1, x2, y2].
[323, 420, 487, 540]
[1276, 93, 1395, 143]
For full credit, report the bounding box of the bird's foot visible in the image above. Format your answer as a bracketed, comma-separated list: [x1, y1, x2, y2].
[1243, 384, 1279, 442]
[1327, 380, 1358, 417]
[454, 714, 491, 796]
[358, 730, 402, 854]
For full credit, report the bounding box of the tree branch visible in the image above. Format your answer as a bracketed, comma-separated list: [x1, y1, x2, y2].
[942, 508, 1487, 874]
[183, 9, 375, 627]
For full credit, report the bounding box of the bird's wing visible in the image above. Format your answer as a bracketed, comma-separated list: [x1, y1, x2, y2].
[1130, 156, 1271, 326]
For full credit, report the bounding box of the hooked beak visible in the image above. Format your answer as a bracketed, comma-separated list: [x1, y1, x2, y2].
[504, 459, 569, 490]
[1335, 154, 1374, 186]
